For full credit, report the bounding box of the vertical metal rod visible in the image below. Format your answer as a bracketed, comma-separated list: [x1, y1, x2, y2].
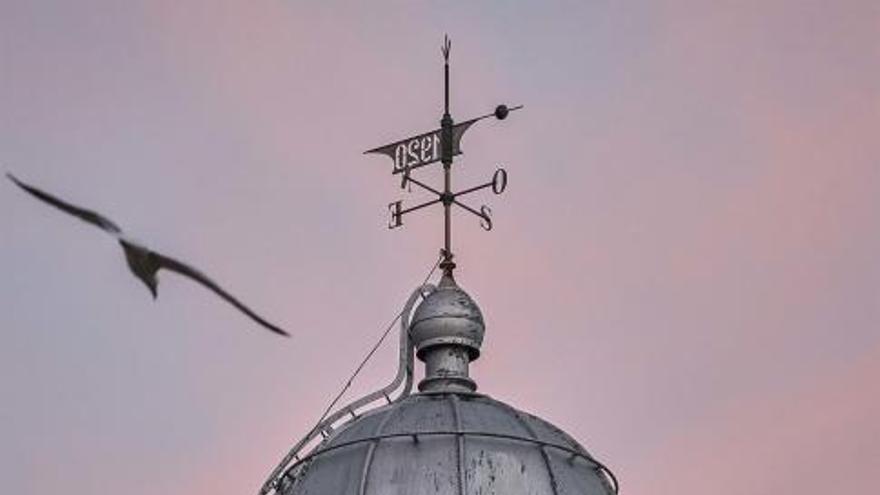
[440, 35, 455, 274]
[444, 36, 450, 115]
[444, 163, 451, 265]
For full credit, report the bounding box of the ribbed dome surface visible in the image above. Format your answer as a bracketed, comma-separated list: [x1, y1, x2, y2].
[279, 392, 616, 495]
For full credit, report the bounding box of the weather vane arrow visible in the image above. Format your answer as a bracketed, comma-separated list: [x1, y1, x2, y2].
[365, 35, 521, 276]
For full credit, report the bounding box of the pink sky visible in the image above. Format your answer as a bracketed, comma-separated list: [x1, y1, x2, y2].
[1, 2, 877, 494]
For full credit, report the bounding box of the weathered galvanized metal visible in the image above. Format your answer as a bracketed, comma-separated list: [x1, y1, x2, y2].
[262, 38, 619, 495]
[277, 392, 617, 495]
[410, 272, 483, 393]
[410, 272, 484, 358]
[267, 273, 618, 495]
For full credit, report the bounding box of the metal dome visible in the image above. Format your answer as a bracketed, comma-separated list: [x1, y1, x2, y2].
[277, 392, 617, 495]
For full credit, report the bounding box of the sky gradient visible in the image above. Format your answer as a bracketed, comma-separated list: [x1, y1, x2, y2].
[1, 1, 878, 494]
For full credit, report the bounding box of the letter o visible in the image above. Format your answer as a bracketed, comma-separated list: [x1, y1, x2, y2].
[492, 168, 508, 195]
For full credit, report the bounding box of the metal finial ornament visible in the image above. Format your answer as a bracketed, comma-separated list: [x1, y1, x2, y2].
[365, 37, 522, 277]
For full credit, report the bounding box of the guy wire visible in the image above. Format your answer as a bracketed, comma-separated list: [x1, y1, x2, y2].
[308, 254, 443, 434]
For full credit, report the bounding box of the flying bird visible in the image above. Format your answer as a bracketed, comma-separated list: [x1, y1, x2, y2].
[7, 172, 289, 337]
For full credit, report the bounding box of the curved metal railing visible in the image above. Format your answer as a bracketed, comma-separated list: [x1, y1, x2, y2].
[260, 283, 435, 495]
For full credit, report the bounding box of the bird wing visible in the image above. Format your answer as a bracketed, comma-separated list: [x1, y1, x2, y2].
[6, 173, 123, 234]
[153, 252, 290, 337]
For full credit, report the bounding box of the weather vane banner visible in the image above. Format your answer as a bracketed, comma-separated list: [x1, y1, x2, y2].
[364, 119, 479, 174]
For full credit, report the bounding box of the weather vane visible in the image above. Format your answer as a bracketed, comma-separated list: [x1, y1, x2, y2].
[365, 35, 521, 275]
